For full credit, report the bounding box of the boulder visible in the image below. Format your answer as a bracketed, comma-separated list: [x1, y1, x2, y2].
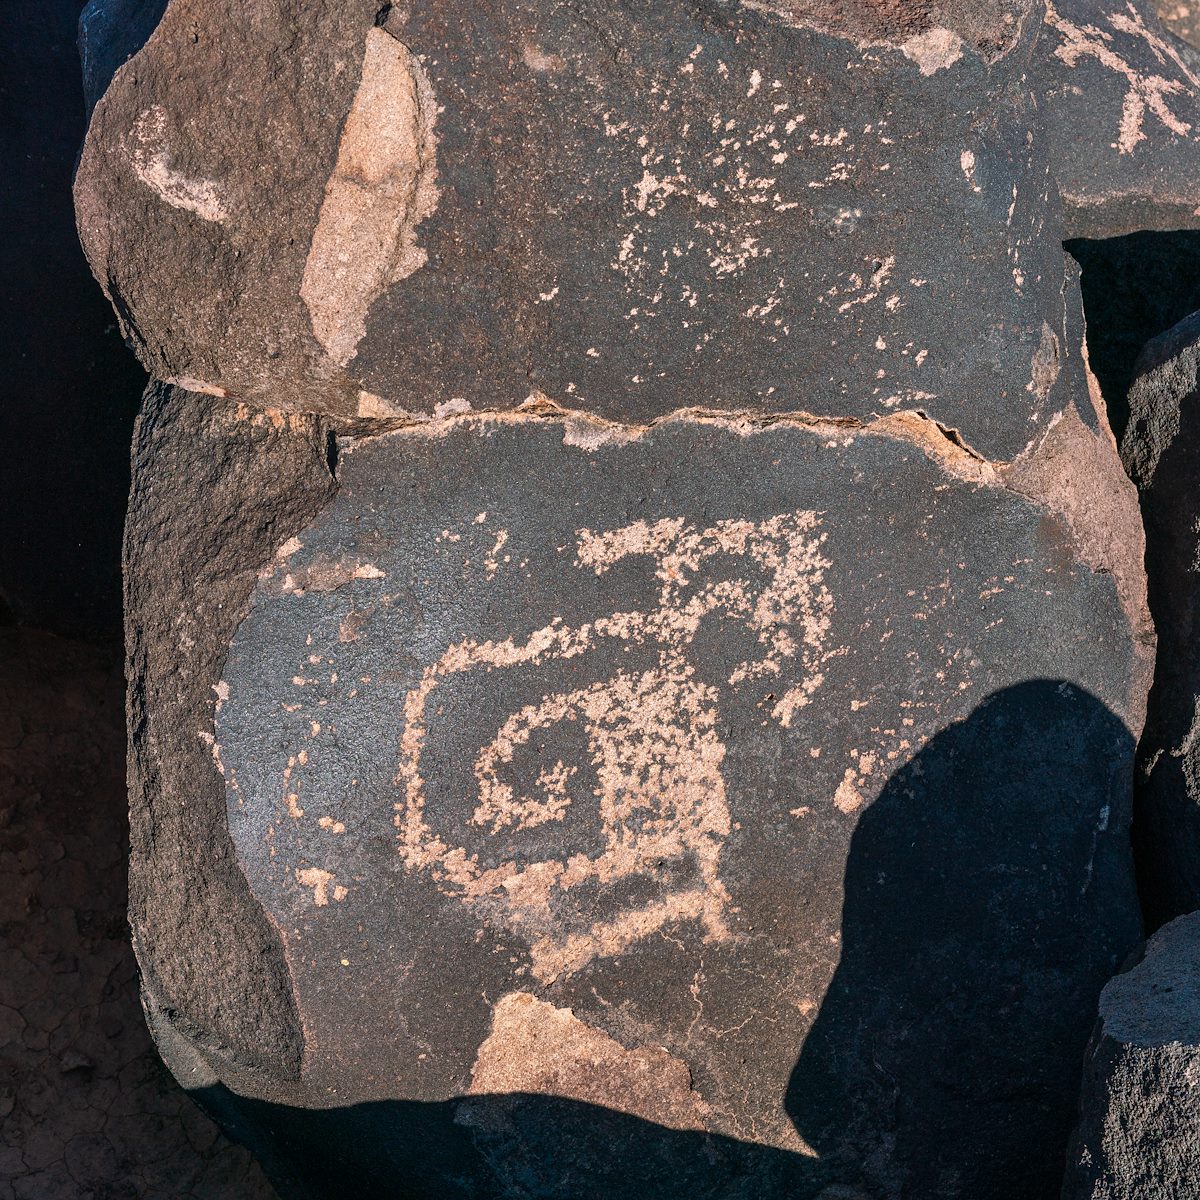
[1063, 910, 1200, 1199]
[1122, 312, 1200, 927]
[85, 2, 1160, 1197]
[125, 382, 1150, 1198]
[76, 0, 1078, 449]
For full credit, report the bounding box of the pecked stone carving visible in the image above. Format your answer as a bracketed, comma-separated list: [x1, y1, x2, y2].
[76, 1, 1170, 1196]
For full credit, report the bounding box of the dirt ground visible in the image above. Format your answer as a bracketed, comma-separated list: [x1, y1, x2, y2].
[0, 629, 277, 1200]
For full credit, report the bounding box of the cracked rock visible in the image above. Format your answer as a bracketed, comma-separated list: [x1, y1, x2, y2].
[121, 378, 1149, 1199]
[1063, 910, 1200, 1199]
[77, 0, 1082, 458]
[82, 3, 1165, 1198]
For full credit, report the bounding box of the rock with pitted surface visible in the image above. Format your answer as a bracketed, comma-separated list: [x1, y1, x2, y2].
[85, 3, 1161, 1198]
[1063, 910, 1200, 1200]
[126, 377, 1149, 1199]
[1121, 312, 1200, 929]
[1038, 0, 1200, 238]
[76, 0, 1084, 452]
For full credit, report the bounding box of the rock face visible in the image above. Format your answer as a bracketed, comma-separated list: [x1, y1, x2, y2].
[83, 1, 1163, 1198]
[1122, 313, 1200, 928]
[123, 388, 1151, 1197]
[76, 0, 1078, 445]
[1063, 910, 1200, 1199]
[1038, 0, 1200, 238]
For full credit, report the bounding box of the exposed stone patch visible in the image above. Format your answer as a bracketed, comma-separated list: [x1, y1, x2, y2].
[743, 0, 1029, 58]
[300, 26, 439, 366]
[1004, 402, 1155, 723]
[463, 992, 710, 1131]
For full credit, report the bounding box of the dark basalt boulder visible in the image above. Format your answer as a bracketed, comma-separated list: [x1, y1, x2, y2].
[81, 2, 1163, 1197]
[1063, 910, 1200, 1200]
[124, 381, 1150, 1199]
[1121, 312, 1200, 929]
[75, 0, 1081, 454]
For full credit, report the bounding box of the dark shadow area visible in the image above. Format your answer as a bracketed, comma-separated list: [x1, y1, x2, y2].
[0, 0, 146, 640]
[1066, 231, 1200, 444]
[788, 681, 1138, 1199]
[182, 681, 1138, 1200]
[0, 629, 276, 1198]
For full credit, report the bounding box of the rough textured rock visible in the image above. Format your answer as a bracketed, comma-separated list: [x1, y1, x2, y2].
[86, 3, 1162, 1197]
[1067, 230, 1200, 444]
[125, 383, 336, 1077]
[0, 629, 277, 1200]
[1063, 910, 1200, 1199]
[124, 386, 1151, 1199]
[76, 0, 1085, 453]
[1039, 0, 1200, 238]
[1121, 312, 1200, 929]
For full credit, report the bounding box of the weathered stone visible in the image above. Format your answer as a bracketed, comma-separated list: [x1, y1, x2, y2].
[1121, 311, 1200, 928]
[1039, 0, 1200, 238]
[1063, 910, 1200, 1199]
[125, 382, 336, 1076]
[77, 0, 1081, 456]
[90, 4, 1163, 1196]
[122, 372, 1151, 1197]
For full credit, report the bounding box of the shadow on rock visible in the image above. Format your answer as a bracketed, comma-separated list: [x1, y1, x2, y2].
[185, 681, 1139, 1200]
[788, 680, 1139, 1199]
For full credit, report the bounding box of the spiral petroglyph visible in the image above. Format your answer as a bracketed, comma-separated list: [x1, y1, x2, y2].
[394, 510, 833, 980]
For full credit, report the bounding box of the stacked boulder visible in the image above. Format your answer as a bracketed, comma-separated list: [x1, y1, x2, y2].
[74, 0, 1200, 1196]
[1123, 312, 1200, 928]
[1064, 911, 1200, 1199]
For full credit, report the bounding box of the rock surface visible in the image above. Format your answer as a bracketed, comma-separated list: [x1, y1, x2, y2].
[1063, 910, 1200, 1199]
[1121, 312, 1200, 928]
[83, 2, 1166, 1198]
[76, 0, 1083, 450]
[125, 380, 1151, 1197]
[1039, 0, 1200, 238]
[0, 628, 277, 1200]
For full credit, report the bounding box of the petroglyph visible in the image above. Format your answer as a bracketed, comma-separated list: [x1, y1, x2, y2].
[395, 510, 834, 980]
[1046, 1, 1200, 152]
[296, 866, 347, 906]
[130, 107, 227, 221]
[301, 26, 439, 364]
